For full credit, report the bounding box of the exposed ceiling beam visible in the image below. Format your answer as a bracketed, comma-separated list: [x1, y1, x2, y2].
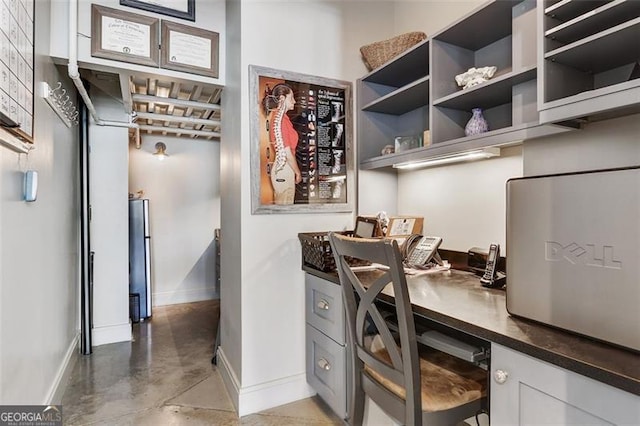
[132, 94, 221, 111]
[137, 125, 220, 139]
[135, 112, 221, 127]
[119, 73, 133, 114]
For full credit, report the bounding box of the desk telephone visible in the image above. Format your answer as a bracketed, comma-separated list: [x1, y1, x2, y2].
[402, 235, 443, 267]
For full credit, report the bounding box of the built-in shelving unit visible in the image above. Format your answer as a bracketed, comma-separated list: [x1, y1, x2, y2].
[357, 0, 575, 171]
[357, 39, 431, 166]
[538, 0, 640, 123]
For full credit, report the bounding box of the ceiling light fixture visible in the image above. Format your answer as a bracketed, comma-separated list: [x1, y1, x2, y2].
[153, 142, 169, 160]
[393, 147, 500, 170]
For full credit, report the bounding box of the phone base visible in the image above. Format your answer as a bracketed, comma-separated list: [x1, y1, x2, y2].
[481, 272, 506, 289]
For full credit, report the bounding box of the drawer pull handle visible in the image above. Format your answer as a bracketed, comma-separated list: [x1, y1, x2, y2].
[494, 369, 509, 384]
[317, 299, 330, 310]
[317, 358, 331, 371]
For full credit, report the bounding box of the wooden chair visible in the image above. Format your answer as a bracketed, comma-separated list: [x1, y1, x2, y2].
[328, 232, 487, 426]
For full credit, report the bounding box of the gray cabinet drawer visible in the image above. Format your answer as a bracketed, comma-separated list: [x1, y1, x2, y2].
[306, 324, 347, 420]
[305, 274, 345, 344]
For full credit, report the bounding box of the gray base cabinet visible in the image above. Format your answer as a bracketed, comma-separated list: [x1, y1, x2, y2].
[490, 343, 640, 425]
[305, 274, 348, 419]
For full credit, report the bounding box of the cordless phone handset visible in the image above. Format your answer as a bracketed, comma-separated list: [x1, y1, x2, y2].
[480, 244, 500, 287]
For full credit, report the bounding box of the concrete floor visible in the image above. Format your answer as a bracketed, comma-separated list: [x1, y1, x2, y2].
[61, 300, 343, 425]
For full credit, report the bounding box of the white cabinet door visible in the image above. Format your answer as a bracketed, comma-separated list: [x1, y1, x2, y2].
[490, 343, 640, 425]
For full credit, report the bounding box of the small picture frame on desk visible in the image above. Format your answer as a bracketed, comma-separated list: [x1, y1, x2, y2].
[91, 5, 160, 67]
[120, 0, 195, 22]
[160, 21, 219, 78]
[354, 216, 383, 238]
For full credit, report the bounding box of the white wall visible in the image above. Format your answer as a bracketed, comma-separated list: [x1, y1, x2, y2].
[219, 0, 395, 416]
[129, 135, 221, 305]
[89, 90, 131, 346]
[0, 0, 79, 404]
[523, 114, 640, 176]
[220, 0, 243, 404]
[397, 146, 523, 253]
[393, 0, 484, 36]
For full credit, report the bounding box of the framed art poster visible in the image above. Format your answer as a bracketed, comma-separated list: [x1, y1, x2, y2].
[0, 0, 34, 144]
[160, 20, 219, 78]
[250, 65, 354, 214]
[120, 0, 195, 22]
[91, 4, 160, 67]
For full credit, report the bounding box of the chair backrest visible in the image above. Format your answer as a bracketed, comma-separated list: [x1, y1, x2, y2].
[329, 232, 422, 425]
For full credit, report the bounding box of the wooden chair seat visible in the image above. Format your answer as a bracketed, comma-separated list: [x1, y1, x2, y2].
[365, 345, 486, 413]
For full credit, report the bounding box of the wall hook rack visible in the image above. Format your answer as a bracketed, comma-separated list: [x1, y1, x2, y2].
[39, 82, 79, 127]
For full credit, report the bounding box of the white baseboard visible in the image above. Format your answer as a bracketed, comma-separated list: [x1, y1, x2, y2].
[217, 347, 240, 413]
[45, 332, 79, 405]
[92, 322, 132, 346]
[153, 286, 218, 306]
[217, 347, 315, 417]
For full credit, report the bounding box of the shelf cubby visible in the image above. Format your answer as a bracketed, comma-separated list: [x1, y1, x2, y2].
[544, 0, 640, 46]
[544, 0, 611, 22]
[362, 76, 430, 115]
[539, 0, 640, 123]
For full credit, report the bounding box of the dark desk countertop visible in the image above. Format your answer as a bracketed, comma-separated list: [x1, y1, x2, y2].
[303, 265, 640, 396]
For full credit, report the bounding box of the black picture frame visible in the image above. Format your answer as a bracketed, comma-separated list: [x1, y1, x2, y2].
[120, 0, 195, 22]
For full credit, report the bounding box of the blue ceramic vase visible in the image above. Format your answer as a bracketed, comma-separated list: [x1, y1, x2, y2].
[465, 108, 489, 136]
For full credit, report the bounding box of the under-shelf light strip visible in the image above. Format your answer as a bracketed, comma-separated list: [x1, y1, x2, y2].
[40, 82, 79, 128]
[393, 147, 501, 170]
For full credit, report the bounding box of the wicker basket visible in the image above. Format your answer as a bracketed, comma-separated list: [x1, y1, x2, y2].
[298, 231, 371, 273]
[360, 32, 427, 71]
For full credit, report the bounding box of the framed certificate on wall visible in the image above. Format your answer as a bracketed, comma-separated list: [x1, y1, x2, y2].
[160, 21, 219, 78]
[91, 4, 160, 67]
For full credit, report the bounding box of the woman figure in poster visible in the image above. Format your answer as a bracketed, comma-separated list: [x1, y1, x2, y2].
[263, 84, 302, 204]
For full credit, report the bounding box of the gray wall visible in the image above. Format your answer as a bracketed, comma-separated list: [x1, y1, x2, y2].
[0, 0, 79, 404]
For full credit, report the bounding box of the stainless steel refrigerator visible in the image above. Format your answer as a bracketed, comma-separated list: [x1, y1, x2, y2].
[129, 199, 152, 320]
